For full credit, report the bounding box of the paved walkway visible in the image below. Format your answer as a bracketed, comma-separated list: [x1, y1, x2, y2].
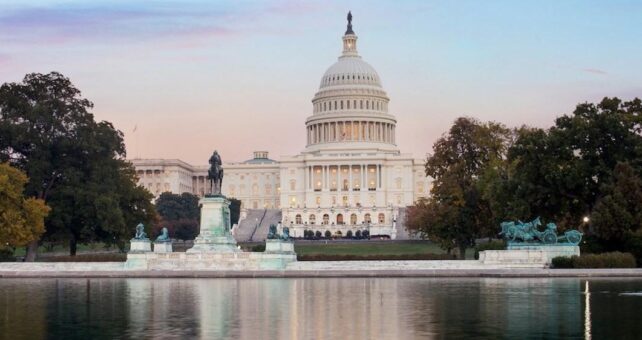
[1, 261, 641, 278]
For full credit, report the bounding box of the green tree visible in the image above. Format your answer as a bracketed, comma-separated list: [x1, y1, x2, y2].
[591, 162, 642, 247]
[0, 163, 50, 248]
[406, 117, 511, 259]
[0, 72, 156, 258]
[154, 192, 201, 240]
[493, 98, 642, 230]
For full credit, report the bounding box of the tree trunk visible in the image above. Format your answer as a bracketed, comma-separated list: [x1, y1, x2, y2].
[458, 246, 466, 260]
[69, 237, 77, 256]
[24, 240, 39, 262]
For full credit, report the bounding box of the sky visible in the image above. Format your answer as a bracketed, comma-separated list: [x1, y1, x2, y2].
[1, 0, 641, 164]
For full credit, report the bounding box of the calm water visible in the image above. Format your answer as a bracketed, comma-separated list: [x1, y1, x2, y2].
[1, 277, 641, 339]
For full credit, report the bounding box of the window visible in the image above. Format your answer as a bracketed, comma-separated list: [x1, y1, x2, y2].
[378, 213, 385, 224]
[417, 182, 424, 193]
[364, 213, 371, 223]
[343, 179, 349, 191]
[265, 184, 272, 195]
[290, 179, 296, 191]
[395, 178, 402, 190]
[316, 196, 321, 205]
[295, 214, 302, 224]
[336, 214, 344, 225]
[342, 196, 349, 207]
[309, 214, 316, 225]
[350, 214, 357, 225]
[323, 214, 329, 225]
[252, 184, 258, 195]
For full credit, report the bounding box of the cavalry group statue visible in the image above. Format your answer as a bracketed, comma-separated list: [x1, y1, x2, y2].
[499, 217, 583, 245]
[207, 151, 224, 196]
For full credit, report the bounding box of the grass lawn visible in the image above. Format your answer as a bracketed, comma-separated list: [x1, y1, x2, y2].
[294, 241, 475, 259]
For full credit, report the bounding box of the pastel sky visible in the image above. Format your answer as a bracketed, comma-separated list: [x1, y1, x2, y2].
[1, 0, 641, 164]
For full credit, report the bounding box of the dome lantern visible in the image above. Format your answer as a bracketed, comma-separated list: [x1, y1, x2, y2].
[342, 11, 358, 58]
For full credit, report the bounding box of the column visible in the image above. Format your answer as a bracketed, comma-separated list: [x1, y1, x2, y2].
[349, 165, 353, 191]
[361, 165, 366, 189]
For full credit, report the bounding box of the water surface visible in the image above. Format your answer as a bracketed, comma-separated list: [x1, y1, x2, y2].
[1, 277, 641, 339]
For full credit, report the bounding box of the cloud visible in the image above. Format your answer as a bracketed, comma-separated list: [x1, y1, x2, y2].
[0, 3, 239, 46]
[582, 68, 607, 75]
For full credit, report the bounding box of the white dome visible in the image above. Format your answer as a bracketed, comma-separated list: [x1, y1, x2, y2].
[319, 57, 382, 88]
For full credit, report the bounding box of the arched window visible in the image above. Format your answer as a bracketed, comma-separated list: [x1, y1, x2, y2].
[334, 101, 337, 110]
[323, 214, 329, 225]
[366, 101, 369, 109]
[295, 214, 302, 224]
[323, 102, 326, 111]
[364, 213, 371, 223]
[347, 100, 350, 109]
[309, 214, 316, 225]
[341, 101, 343, 109]
[378, 213, 385, 224]
[360, 100, 363, 109]
[350, 213, 357, 225]
[336, 214, 344, 225]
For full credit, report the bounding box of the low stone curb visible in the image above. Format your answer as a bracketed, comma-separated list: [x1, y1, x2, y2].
[1, 268, 642, 278]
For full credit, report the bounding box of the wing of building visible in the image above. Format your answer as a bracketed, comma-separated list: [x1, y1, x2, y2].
[131, 15, 430, 240]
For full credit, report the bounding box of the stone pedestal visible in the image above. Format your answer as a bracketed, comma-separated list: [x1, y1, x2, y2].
[265, 239, 295, 254]
[154, 242, 173, 253]
[187, 195, 240, 253]
[129, 239, 151, 253]
[479, 245, 580, 267]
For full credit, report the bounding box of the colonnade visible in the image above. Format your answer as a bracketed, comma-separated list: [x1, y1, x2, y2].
[307, 121, 395, 145]
[304, 164, 383, 191]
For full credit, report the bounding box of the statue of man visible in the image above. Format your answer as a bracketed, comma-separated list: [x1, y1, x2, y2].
[207, 150, 224, 195]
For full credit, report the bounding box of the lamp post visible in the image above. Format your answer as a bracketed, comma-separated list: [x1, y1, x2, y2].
[582, 216, 590, 233]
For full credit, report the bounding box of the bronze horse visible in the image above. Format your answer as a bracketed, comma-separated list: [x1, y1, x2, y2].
[207, 151, 224, 195]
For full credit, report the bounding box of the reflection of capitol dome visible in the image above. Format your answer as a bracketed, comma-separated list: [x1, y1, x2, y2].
[305, 12, 397, 154]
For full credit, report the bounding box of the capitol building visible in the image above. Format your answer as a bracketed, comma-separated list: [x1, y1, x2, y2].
[131, 14, 430, 239]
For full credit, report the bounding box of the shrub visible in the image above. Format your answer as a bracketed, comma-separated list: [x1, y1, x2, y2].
[474, 240, 506, 260]
[551, 252, 636, 268]
[0, 247, 15, 262]
[251, 244, 266, 252]
[551, 256, 575, 268]
[362, 230, 370, 239]
[315, 231, 322, 239]
[324, 230, 332, 238]
[355, 230, 362, 239]
[298, 253, 457, 261]
[346, 230, 353, 238]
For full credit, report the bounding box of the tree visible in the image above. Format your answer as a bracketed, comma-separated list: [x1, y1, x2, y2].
[591, 163, 642, 246]
[154, 192, 200, 240]
[0, 163, 50, 248]
[229, 198, 241, 225]
[406, 117, 511, 259]
[492, 98, 642, 230]
[0, 72, 157, 258]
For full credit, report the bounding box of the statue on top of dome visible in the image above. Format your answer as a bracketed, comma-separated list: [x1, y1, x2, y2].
[346, 11, 354, 35]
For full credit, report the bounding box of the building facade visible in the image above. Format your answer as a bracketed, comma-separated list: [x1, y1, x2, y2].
[131, 16, 430, 238]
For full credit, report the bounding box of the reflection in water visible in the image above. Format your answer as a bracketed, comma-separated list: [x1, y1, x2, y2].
[1, 277, 642, 339]
[585, 281, 591, 340]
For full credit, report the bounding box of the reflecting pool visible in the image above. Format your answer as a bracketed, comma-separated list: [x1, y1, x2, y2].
[1, 277, 641, 339]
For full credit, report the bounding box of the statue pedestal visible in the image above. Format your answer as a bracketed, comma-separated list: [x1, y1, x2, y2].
[480, 245, 580, 267]
[265, 239, 295, 254]
[154, 242, 173, 253]
[187, 196, 240, 253]
[129, 239, 151, 253]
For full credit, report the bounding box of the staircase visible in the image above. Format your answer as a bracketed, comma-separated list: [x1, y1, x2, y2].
[234, 209, 282, 242]
[394, 207, 421, 240]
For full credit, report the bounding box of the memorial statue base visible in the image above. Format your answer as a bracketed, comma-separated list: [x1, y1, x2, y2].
[479, 245, 579, 267]
[186, 196, 240, 253]
[129, 239, 151, 253]
[265, 239, 295, 254]
[154, 242, 173, 253]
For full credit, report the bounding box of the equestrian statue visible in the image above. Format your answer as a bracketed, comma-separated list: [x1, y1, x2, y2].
[207, 150, 224, 196]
